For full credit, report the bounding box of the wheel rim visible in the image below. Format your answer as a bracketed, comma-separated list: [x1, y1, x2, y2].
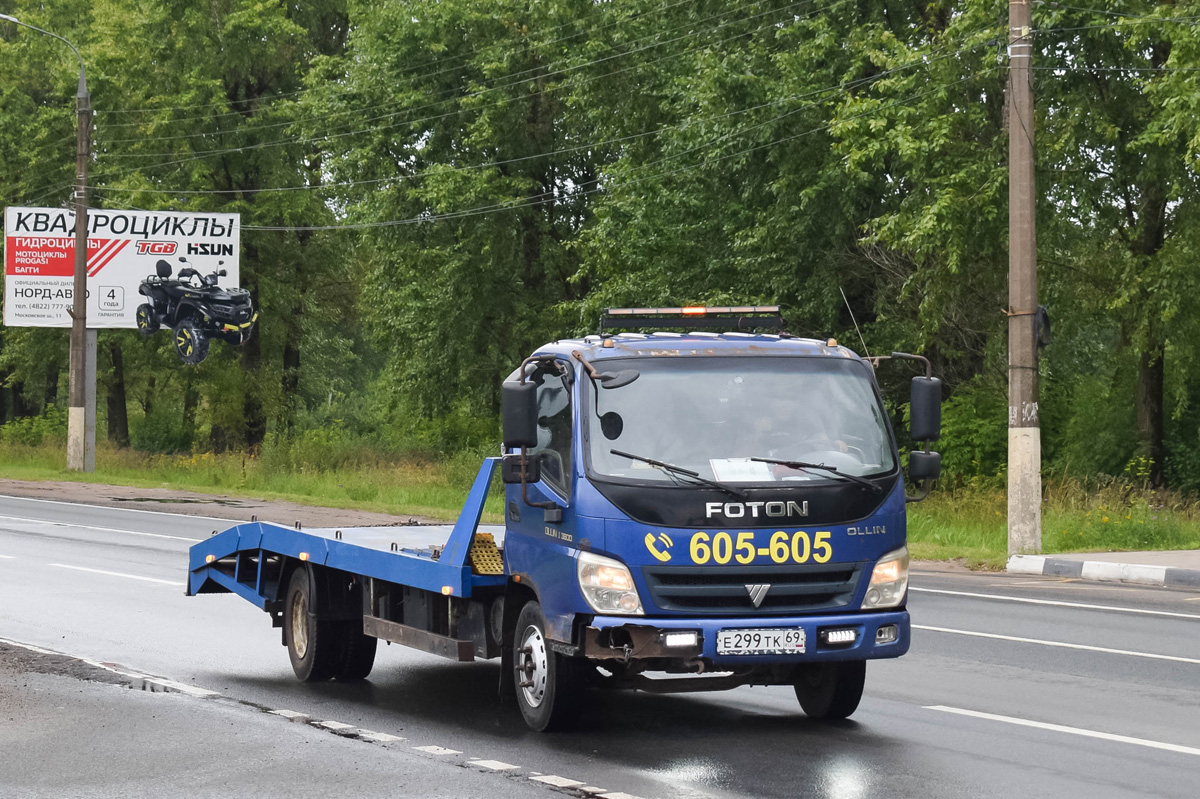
[291, 590, 309, 659]
[137, 309, 149, 328]
[176, 327, 193, 356]
[516, 623, 549, 709]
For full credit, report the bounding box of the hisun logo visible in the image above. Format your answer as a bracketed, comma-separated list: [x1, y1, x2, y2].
[705, 501, 808, 519]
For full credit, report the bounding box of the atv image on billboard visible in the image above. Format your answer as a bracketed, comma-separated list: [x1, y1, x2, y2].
[137, 257, 256, 365]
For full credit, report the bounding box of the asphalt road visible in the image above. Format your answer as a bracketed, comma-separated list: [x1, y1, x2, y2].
[2, 494, 1199, 798]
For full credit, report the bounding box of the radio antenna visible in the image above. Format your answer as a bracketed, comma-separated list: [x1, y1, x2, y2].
[839, 287, 870, 358]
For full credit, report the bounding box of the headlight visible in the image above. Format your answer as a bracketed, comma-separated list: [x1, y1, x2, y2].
[577, 551, 643, 615]
[863, 545, 909, 609]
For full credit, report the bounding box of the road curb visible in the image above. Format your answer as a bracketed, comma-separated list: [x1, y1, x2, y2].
[1007, 555, 1200, 588]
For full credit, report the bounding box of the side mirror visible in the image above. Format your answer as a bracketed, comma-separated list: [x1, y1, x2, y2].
[502, 381, 538, 449]
[909, 450, 941, 482]
[910, 376, 941, 442]
[501, 453, 541, 485]
[218, 269, 227, 277]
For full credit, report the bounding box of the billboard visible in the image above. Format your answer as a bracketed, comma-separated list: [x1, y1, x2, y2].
[3, 206, 240, 329]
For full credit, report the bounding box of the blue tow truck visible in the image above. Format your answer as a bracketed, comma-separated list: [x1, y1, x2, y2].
[188, 307, 941, 731]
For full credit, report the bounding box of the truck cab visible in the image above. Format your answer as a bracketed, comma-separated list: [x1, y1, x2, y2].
[500, 307, 941, 730]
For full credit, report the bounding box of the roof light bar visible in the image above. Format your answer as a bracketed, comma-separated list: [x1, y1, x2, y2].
[600, 306, 784, 334]
[606, 306, 780, 316]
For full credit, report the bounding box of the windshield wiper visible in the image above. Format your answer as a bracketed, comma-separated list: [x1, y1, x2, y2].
[611, 449, 748, 498]
[751, 457, 883, 494]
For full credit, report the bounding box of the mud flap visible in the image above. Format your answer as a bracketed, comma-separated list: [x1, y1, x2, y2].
[497, 584, 524, 705]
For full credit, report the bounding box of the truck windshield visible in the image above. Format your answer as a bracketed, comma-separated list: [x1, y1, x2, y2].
[586, 356, 895, 484]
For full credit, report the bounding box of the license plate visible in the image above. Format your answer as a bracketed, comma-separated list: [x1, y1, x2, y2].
[717, 627, 806, 655]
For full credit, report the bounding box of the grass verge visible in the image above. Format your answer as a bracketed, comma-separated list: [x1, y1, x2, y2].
[909, 480, 1200, 569]
[0, 441, 504, 523]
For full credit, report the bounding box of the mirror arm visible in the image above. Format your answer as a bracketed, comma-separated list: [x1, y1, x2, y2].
[868, 352, 933, 380]
[517, 448, 560, 511]
[571, 350, 601, 380]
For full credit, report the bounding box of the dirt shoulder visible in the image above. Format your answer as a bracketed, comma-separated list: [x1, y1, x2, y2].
[0, 477, 436, 528]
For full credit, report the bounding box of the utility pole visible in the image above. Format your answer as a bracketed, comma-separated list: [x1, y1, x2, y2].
[1008, 0, 1040, 554]
[68, 59, 94, 472]
[0, 14, 95, 471]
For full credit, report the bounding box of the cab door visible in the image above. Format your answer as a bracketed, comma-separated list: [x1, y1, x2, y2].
[504, 359, 581, 640]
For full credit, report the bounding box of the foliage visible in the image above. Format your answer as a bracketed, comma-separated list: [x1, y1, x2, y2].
[5, 0, 1200, 506]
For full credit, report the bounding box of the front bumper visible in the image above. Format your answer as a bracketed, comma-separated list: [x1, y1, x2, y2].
[582, 609, 909, 668]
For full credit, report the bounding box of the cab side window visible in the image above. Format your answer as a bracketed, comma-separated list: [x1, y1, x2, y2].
[530, 365, 573, 497]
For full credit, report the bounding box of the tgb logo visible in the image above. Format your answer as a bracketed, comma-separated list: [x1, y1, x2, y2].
[135, 241, 177, 255]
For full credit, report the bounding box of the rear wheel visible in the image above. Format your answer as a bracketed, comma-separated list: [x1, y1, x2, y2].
[284, 568, 341, 682]
[513, 600, 585, 731]
[173, 318, 209, 365]
[793, 660, 866, 719]
[135, 304, 159, 335]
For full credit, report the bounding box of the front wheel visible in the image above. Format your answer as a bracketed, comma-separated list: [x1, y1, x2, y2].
[513, 600, 585, 731]
[794, 660, 866, 720]
[173, 319, 209, 365]
[135, 304, 159, 335]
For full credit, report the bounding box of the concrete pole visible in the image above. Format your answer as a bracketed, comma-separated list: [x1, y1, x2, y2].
[67, 61, 93, 471]
[1007, 0, 1041, 554]
[84, 329, 97, 472]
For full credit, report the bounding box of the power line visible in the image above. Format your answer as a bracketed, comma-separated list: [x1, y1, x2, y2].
[95, 0, 830, 158]
[90, 33, 996, 201]
[97, 0, 701, 122]
[90, 1, 841, 181]
[229, 68, 1000, 232]
[95, 0, 797, 135]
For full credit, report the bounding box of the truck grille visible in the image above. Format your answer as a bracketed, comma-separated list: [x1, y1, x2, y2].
[642, 563, 864, 615]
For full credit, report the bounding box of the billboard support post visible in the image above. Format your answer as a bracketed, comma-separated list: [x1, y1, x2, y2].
[67, 68, 92, 472]
[0, 14, 95, 472]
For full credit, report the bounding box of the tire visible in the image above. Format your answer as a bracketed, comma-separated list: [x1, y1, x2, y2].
[793, 660, 866, 720]
[513, 600, 585, 731]
[283, 568, 342, 682]
[335, 622, 378, 681]
[173, 318, 209, 364]
[135, 304, 159, 335]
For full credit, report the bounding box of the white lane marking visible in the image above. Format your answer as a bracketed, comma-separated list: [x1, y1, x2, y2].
[0, 513, 203, 543]
[359, 731, 405, 743]
[414, 745, 461, 755]
[49, 563, 185, 587]
[471, 760, 518, 771]
[914, 624, 1200, 665]
[532, 776, 585, 788]
[926, 705, 1200, 757]
[269, 710, 309, 723]
[315, 720, 358, 732]
[910, 586, 1200, 620]
[599, 793, 645, 799]
[0, 494, 242, 524]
